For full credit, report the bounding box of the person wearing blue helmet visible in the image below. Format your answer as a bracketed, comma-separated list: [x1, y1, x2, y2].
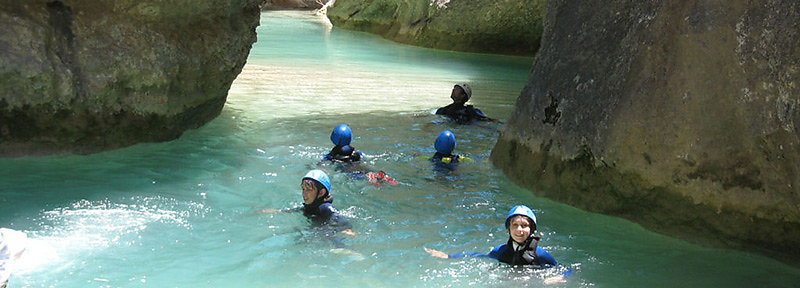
[322, 124, 398, 187]
[424, 205, 569, 283]
[435, 83, 498, 124]
[324, 124, 363, 163]
[254, 170, 355, 236]
[430, 130, 461, 166]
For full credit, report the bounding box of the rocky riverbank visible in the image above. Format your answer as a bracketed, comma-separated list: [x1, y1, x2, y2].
[492, 0, 800, 265]
[0, 0, 262, 156]
[327, 0, 545, 56]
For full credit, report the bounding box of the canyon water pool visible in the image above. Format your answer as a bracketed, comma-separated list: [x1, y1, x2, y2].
[1, 11, 799, 287]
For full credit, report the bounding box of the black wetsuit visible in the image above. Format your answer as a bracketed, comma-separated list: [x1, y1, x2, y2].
[295, 195, 352, 247]
[324, 145, 362, 163]
[302, 195, 351, 231]
[430, 152, 460, 170]
[435, 103, 489, 124]
[493, 236, 545, 266]
[448, 235, 558, 267]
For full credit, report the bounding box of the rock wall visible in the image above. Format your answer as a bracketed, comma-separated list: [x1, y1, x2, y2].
[0, 0, 262, 156]
[492, 0, 800, 264]
[262, 0, 326, 10]
[327, 0, 545, 56]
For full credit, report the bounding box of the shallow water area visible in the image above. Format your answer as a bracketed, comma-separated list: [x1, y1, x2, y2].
[1, 10, 799, 288]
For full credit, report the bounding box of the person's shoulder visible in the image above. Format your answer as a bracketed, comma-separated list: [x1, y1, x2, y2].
[436, 103, 459, 114]
[319, 203, 338, 215]
[491, 243, 509, 253]
[466, 105, 488, 119]
[535, 246, 558, 266]
[487, 242, 508, 259]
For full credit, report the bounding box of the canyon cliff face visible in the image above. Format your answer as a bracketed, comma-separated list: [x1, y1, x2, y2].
[327, 0, 545, 56]
[0, 0, 262, 156]
[262, 0, 326, 10]
[492, 0, 799, 264]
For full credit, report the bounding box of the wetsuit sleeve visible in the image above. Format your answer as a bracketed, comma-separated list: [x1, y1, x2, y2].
[318, 203, 336, 218]
[319, 203, 353, 230]
[536, 246, 573, 276]
[323, 147, 334, 161]
[535, 246, 557, 267]
[469, 107, 489, 120]
[284, 206, 303, 213]
[436, 103, 456, 116]
[448, 244, 504, 259]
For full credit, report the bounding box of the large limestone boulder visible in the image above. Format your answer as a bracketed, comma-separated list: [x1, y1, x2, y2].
[0, 0, 262, 156]
[327, 0, 545, 56]
[492, 0, 799, 264]
[262, 0, 328, 10]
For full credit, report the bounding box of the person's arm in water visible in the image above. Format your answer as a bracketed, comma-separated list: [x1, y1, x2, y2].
[319, 203, 357, 236]
[251, 206, 302, 214]
[469, 106, 503, 123]
[532, 246, 571, 284]
[425, 245, 570, 284]
[424, 245, 502, 260]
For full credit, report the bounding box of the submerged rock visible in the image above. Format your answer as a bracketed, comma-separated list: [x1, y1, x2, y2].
[492, 0, 800, 264]
[0, 0, 262, 156]
[327, 0, 545, 56]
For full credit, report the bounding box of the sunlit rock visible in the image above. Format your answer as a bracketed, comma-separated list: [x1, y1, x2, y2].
[0, 0, 262, 156]
[492, 0, 800, 265]
[327, 0, 545, 56]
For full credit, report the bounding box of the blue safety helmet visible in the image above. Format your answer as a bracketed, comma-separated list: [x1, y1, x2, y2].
[434, 130, 456, 155]
[330, 124, 353, 146]
[302, 169, 331, 194]
[505, 205, 537, 230]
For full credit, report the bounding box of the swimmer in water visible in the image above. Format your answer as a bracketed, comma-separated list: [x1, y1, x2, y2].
[321, 124, 397, 187]
[323, 124, 363, 163]
[424, 205, 569, 284]
[254, 169, 355, 237]
[429, 130, 464, 170]
[435, 83, 499, 124]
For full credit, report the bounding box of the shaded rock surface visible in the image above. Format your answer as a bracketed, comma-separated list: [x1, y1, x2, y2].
[0, 0, 262, 156]
[492, 0, 800, 264]
[262, 0, 327, 10]
[327, 0, 545, 56]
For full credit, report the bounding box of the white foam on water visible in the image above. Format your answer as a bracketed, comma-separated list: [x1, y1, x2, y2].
[13, 198, 199, 276]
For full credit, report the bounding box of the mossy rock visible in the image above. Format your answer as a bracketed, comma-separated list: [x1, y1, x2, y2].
[328, 0, 545, 56]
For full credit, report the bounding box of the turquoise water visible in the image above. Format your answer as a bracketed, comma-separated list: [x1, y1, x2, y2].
[2, 11, 799, 287]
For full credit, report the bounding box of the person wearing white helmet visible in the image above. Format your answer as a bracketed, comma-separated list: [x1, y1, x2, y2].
[254, 170, 355, 236]
[0, 228, 27, 288]
[435, 83, 497, 124]
[424, 205, 569, 283]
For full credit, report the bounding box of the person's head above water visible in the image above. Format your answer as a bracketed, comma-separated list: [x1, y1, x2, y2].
[330, 124, 353, 146]
[505, 205, 538, 244]
[451, 83, 472, 104]
[435, 130, 456, 155]
[301, 169, 331, 205]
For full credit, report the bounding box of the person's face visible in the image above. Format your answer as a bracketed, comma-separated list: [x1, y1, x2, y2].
[508, 216, 533, 244]
[450, 86, 468, 103]
[301, 179, 320, 204]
